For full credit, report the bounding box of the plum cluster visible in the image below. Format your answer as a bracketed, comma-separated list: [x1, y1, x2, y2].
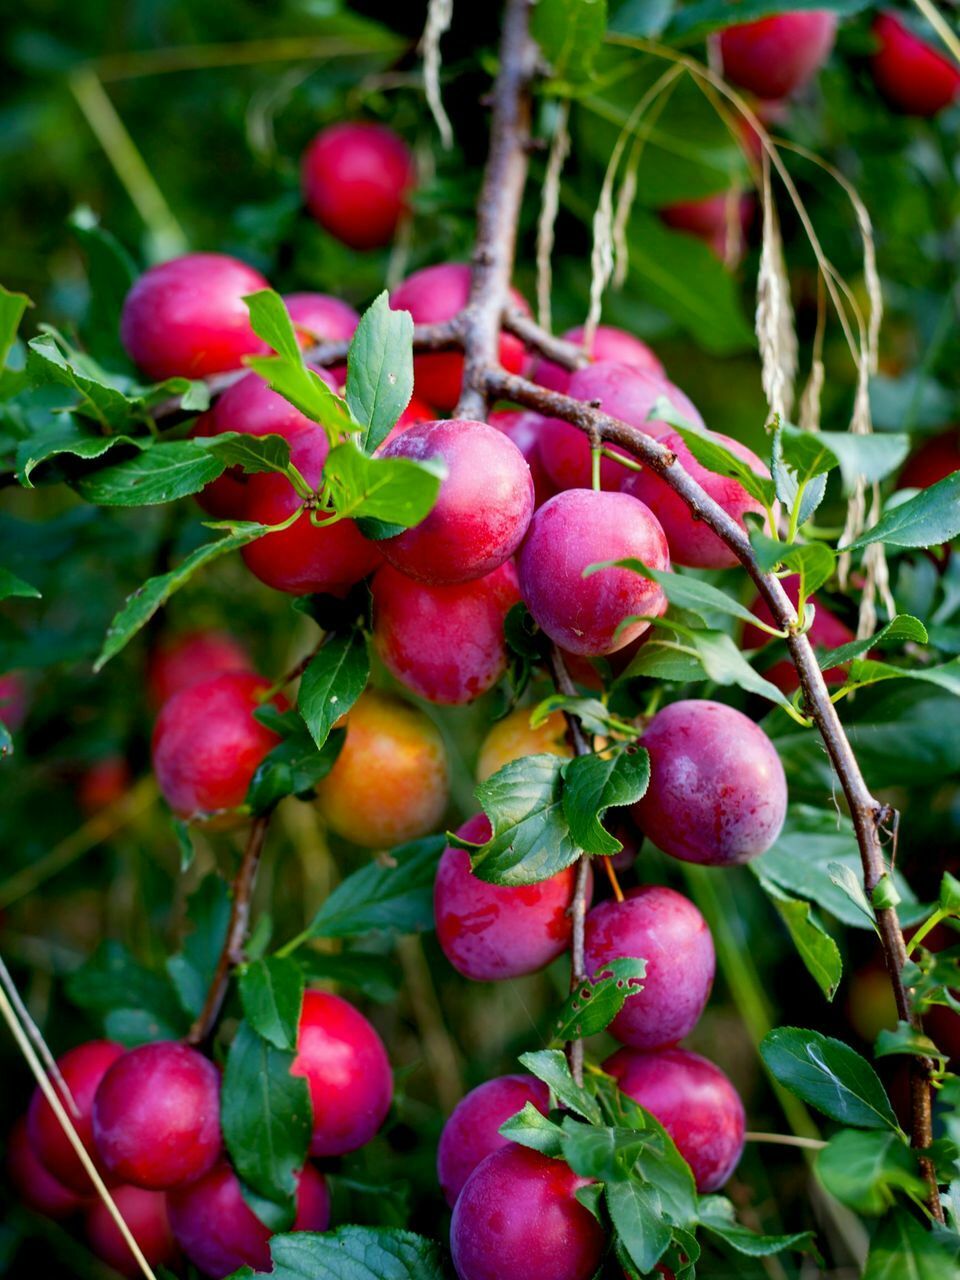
[8, 991, 393, 1277]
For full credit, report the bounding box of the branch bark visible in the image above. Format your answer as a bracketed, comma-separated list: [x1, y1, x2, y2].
[186, 814, 270, 1046]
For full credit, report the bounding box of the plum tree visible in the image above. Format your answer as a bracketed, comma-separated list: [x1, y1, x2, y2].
[870, 13, 960, 117]
[389, 264, 529, 409]
[85, 1185, 177, 1278]
[604, 1046, 746, 1192]
[92, 1041, 221, 1190]
[371, 560, 520, 704]
[146, 629, 252, 707]
[622, 430, 773, 569]
[151, 672, 284, 821]
[633, 700, 787, 865]
[314, 689, 450, 847]
[518, 489, 670, 655]
[379, 419, 534, 584]
[6, 1116, 88, 1218]
[475, 706, 570, 782]
[583, 886, 715, 1049]
[302, 122, 414, 249]
[742, 575, 854, 692]
[537, 362, 705, 490]
[27, 1040, 124, 1192]
[291, 990, 393, 1156]
[718, 12, 838, 99]
[120, 253, 269, 380]
[240, 425, 382, 595]
[168, 1161, 329, 1278]
[434, 814, 588, 980]
[532, 324, 663, 393]
[450, 1145, 605, 1280]
[192, 366, 338, 519]
[437, 1074, 550, 1207]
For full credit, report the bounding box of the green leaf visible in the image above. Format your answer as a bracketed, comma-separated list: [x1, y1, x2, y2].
[874, 1020, 945, 1062]
[653, 400, 776, 507]
[862, 1210, 960, 1280]
[302, 835, 444, 940]
[518, 1049, 603, 1125]
[532, 0, 608, 82]
[299, 950, 400, 1004]
[530, 693, 629, 736]
[498, 1103, 565, 1158]
[606, 1178, 673, 1274]
[346, 292, 415, 453]
[470, 754, 581, 885]
[0, 286, 31, 368]
[560, 1119, 647, 1182]
[760, 1027, 899, 1130]
[239, 957, 305, 1052]
[697, 1195, 815, 1256]
[16, 414, 151, 486]
[754, 873, 842, 1000]
[193, 430, 293, 477]
[750, 532, 836, 598]
[322, 439, 444, 526]
[65, 941, 187, 1041]
[0, 568, 40, 601]
[691, 629, 794, 709]
[940, 871, 960, 913]
[166, 875, 231, 1019]
[594, 558, 772, 629]
[69, 209, 137, 364]
[845, 473, 960, 551]
[837, 656, 960, 700]
[74, 440, 225, 506]
[298, 630, 369, 751]
[778, 424, 911, 493]
[816, 1128, 926, 1215]
[221, 1020, 312, 1225]
[753, 805, 923, 930]
[27, 333, 142, 429]
[821, 614, 928, 670]
[223, 1227, 446, 1280]
[94, 522, 271, 671]
[553, 957, 647, 1041]
[245, 725, 344, 816]
[561, 748, 650, 856]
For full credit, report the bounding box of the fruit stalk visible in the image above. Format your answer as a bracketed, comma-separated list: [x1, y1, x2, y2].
[186, 814, 270, 1045]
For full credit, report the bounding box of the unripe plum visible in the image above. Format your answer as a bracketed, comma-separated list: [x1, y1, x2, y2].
[742, 575, 853, 692]
[719, 12, 838, 99]
[284, 292, 360, 345]
[633, 700, 787, 866]
[870, 13, 960, 116]
[192, 367, 337, 519]
[437, 1074, 551, 1207]
[488, 409, 557, 507]
[898, 428, 960, 490]
[240, 425, 381, 596]
[314, 689, 449, 848]
[476, 707, 570, 782]
[584, 886, 715, 1049]
[379, 419, 533, 584]
[434, 814, 589, 981]
[85, 1185, 177, 1278]
[622, 429, 772, 569]
[302, 122, 414, 250]
[147, 629, 251, 707]
[518, 489, 670, 656]
[151, 673, 284, 822]
[78, 756, 133, 816]
[93, 1041, 221, 1190]
[604, 1046, 745, 1192]
[168, 1161, 329, 1279]
[292, 990, 393, 1156]
[372, 560, 520, 704]
[533, 324, 663, 394]
[450, 1144, 604, 1280]
[120, 253, 270, 380]
[390, 264, 529, 410]
[538, 362, 705, 490]
[27, 1040, 124, 1193]
[660, 193, 755, 262]
[0, 671, 28, 732]
[7, 1116, 88, 1217]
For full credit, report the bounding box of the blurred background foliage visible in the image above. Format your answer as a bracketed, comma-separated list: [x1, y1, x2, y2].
[0, 0, 958, 1275]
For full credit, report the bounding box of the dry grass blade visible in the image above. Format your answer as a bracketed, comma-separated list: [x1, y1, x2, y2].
[755, 150, 798, 420]
[536, 100, 571, 331]
[419, 0, 454, 150]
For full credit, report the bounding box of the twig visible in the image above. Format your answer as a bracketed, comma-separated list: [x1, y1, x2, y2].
[187, 815, 270, 1045]
[501, 308, 589, 372]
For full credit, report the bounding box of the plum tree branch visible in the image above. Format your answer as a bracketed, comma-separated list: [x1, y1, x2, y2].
[186, 814, 270, 1045]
